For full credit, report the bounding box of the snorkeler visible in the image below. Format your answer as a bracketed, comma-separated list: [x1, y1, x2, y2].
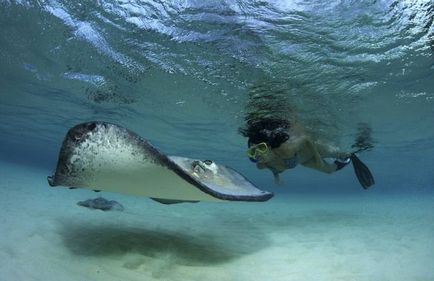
[239, 119, 375, 189]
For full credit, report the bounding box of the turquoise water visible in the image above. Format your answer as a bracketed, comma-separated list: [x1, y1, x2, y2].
[0, 1, 434, 280]
[1, 0, 433, 193]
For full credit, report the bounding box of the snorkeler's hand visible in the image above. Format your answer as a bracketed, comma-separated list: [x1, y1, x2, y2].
[273, 172, 283, 185]
[270, 168, 284, 185]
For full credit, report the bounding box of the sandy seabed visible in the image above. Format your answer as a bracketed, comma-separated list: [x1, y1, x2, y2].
[0, 160, 433, 281]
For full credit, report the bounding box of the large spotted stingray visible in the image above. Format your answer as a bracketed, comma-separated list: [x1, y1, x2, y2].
[48, 122, 273, 204]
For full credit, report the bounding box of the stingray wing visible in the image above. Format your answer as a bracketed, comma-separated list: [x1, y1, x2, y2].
[48, 122, 273, 202]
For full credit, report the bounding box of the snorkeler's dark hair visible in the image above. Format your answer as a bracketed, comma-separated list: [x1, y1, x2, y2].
[239, 119, 290, 148]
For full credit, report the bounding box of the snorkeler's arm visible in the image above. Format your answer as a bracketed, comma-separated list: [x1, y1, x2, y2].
[272, 171, 282, 185]
[257, 163, 283, 185]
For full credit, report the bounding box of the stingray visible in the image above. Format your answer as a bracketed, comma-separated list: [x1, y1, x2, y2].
[47, 122, 273, 203]
[77, 197, 124, 211]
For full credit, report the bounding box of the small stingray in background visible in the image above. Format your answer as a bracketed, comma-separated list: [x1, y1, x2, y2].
[77, 197, 124, 211]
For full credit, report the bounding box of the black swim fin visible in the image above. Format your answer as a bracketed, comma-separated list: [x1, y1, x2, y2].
[350, 154, 375, 189]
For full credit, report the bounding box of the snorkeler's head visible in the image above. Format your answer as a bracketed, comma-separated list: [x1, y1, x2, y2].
[240, 119, 290, 149]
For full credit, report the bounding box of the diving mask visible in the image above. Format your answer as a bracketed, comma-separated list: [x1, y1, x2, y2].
[246, 142, 269, 159]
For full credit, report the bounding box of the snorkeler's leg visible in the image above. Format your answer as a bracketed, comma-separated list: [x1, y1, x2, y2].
[301, 158, 338, 174]
[334, 157, 351, 170]
[314, 142, 351, 159]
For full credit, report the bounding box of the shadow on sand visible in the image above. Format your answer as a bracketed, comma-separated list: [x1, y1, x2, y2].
[58, 217, 271, 266]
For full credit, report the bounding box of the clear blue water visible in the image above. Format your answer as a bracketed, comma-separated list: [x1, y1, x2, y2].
[1, 0, 433, 194]
[0, 1, 434, 279]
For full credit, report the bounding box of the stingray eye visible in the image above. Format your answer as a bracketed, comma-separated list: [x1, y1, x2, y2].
[191, 161, 205, 174]
[203, 160, 213, 165]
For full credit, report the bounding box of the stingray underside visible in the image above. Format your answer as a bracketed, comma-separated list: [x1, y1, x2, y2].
[48, 122, 273, 202]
